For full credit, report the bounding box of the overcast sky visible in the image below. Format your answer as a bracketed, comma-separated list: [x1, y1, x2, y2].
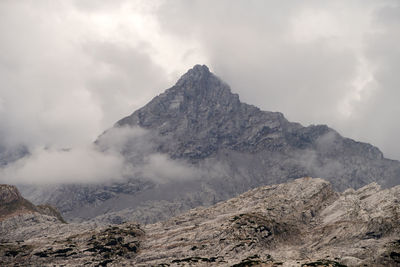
[0, 0, 399, 161]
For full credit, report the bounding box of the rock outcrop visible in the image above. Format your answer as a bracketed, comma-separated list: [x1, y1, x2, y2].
[1, 178, 400, 266]
[0, 184, 40, 221]
[0, 184, 66, 243]
[132, 177, 400, 266]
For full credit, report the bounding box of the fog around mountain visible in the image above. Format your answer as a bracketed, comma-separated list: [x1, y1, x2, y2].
[1, 3, 400, 265]
[0, 1, 399, 184]
[8, 65, 398, 225]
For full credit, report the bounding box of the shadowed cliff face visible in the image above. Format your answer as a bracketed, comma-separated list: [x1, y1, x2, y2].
[20, 65, 400, 224]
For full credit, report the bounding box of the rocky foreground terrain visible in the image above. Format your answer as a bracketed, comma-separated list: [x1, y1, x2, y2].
[1, 177, 400, 266]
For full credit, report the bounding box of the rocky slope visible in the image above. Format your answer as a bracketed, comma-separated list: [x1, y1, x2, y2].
[0, 184, 36, 221]
[19, 65, 400, 223]
[0, 184, 66, 243]
[1, 178, 400, 266]
[0, 184, 64, 223]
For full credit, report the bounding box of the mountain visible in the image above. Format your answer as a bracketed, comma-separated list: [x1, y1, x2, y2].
[2, 178, 400, 266]
[113, 64, 398, 189]
[19, 65, 400, 224]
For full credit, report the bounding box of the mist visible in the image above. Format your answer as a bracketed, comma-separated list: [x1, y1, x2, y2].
[0, 146, 126, 184]
[0, 126, 202, 185]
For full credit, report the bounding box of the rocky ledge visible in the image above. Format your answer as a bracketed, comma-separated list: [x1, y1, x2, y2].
[1, 178, 400, 266]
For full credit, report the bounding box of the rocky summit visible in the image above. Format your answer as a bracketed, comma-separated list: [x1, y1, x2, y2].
[1, 178, 400, 266]
[114, 65, 398, 189]
[19, 65, 400, 224]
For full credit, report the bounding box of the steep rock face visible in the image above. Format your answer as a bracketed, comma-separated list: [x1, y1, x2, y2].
[116, 65, 297, 159]
[2, 178, 400, 266]
[20, 65, 400, 223]
[113, 65, 397, 190]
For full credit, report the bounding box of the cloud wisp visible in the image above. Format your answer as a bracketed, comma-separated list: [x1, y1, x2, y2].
[0, 126, 201, 185]
[0, 146, 126, 185]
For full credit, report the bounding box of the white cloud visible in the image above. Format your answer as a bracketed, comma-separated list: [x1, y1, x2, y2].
[0, 146, 126, 184]
[0, 126, 202, 184]
[0, 0, 171, 149]
[141, 153, 200, 183]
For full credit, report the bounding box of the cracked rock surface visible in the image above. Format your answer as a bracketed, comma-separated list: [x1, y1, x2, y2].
[2, 178, 400, 266]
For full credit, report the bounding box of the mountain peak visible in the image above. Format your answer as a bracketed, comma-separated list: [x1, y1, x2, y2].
[116, 64, 244, 134]
[173, 64, 229, 97]
[115, 64, 291, 159]
[111, 65, 392, 191]
[187, 64, 210, 75]
[176, 64, 211, 86]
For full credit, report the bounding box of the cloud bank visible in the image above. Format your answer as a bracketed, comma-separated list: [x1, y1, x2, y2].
[0, 146, 126, 184]
[0, 126, 201, 185]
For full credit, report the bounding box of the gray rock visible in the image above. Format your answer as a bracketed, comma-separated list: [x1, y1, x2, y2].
[0, 184, 65, 241]
[20, 65, 400, 224]
[2, 178, 400, 266]
[114, 64, 396, 190]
